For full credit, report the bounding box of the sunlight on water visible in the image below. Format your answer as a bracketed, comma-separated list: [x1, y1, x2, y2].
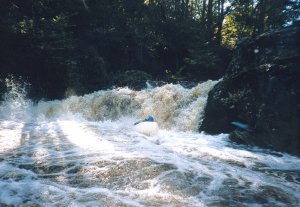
[0, 79, 300, 206]
[58, 120, 115, 152]
[0, 121, 23, 153]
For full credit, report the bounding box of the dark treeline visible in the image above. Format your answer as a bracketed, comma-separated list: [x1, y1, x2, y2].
[0, 0, 299, 99]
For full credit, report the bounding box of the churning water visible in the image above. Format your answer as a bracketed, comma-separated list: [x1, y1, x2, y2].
[0, 79, 299, 207]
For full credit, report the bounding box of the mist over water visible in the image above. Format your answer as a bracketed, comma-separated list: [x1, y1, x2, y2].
[0, 79, 300, 207]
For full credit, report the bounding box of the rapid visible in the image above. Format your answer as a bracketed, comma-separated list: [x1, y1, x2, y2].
[0, 78, 299, 207]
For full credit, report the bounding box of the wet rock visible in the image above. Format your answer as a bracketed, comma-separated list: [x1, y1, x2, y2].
[109, 70, 199, 90]
[200, 24, 300, 156]
[229, 130, 255, 146]
[259, 186, 298, 206]
[110, 70, 153, 90]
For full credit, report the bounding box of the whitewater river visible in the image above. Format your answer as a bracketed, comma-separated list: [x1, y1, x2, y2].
[0, 79, 299, 207]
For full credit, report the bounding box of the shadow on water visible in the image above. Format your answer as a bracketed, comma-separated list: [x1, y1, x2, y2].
[0, 118, 124, 206]
[1, 118, 182, 206]
[151, 132, 300, 207]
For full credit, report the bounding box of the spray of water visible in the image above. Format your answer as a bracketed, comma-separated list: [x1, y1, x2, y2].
[1, 78, 299, 207]
[0, 75, 32, 120]
[36, 80, 219, 131]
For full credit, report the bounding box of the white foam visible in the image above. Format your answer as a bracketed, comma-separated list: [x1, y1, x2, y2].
[0, 121, 24, 153]
[0, 81, 299, 206]
[33, 81, 218, 131]
[133, 121, 159, 136]
[57, 120, 115, 152]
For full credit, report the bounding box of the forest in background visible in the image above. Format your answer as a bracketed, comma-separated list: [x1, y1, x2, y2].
[0, 0, 299, 99]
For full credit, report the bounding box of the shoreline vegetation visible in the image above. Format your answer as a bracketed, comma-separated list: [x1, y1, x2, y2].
[1, 0, 299, 100]
[1, 1, 299, 155]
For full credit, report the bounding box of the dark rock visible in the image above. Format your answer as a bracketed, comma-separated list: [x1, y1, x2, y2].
[0, 78, 5, 101]
[110, 70, 153, 90]
[200, 24, 300, 156]
[229, 130, 255, 146]
[109, 70, 200, 90]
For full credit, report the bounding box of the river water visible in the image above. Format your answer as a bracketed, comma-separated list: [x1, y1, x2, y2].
[0, 79, 299, 207]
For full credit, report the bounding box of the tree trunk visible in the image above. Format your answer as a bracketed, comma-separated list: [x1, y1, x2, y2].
[206, 0, 214, 42]
[182, 0, 189, 18]
[216, 0, 225, 46]
[201, 0, 207, 25]
[257, 0, 266, 35]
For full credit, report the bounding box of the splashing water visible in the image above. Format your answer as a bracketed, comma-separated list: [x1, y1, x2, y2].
[0, 80, 299, 207]
[0, 76, 32, 120]
[36, 80, 217, 131]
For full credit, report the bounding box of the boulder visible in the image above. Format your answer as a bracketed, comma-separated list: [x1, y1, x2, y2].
[200, 24, 300, 156]
[110, 70, 153, 90]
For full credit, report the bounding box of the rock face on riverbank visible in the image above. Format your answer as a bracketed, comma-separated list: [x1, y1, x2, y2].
[200, 24, 300, 156]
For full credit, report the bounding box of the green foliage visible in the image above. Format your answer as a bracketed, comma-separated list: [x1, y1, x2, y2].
[222, 15, 238, 48]
[223, 0, 300, 46]
[0, 0, 298, 99]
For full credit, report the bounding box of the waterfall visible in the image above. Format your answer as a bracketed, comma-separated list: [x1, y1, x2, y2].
[36, 80, 218, 131]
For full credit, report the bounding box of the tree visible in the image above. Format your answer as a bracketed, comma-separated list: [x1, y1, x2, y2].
[1, 0, 299, 99]
[216, 0, 226, 45]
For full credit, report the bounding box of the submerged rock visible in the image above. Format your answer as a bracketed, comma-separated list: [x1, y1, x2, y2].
[200, 23, 300, 156]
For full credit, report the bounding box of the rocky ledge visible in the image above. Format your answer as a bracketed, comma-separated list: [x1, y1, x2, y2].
[200, 23, 300, 156]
